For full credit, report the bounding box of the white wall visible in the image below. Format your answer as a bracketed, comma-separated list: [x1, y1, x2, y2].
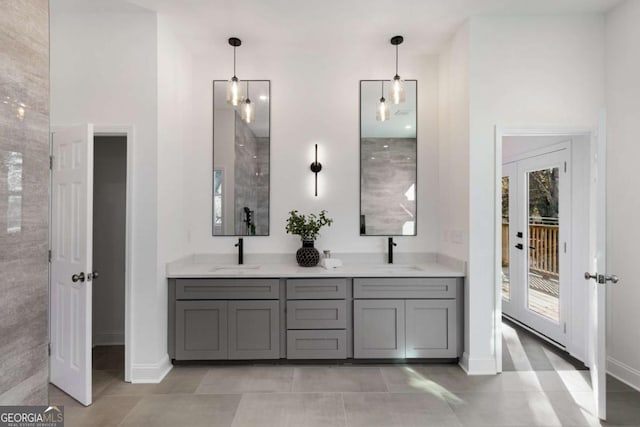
[155, 15, 192, 379]
[605, 0, 640, 390]
[437, 22, 471, 362]
[52, 9, 194, 381]
[186, 46, 440, 256]
[440, 15, 605, 373]
[438, 23, 470, 263]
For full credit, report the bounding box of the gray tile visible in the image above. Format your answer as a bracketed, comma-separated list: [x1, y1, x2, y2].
[447, 391, 566, 426]
[543, 391, 602, 427]
[0, 0, 50, 405]
[101, 380, 159, 397]
[293, 366, 387, 393]
[606, 392, 640, 426]
[63, 395, 143, 427]
[382, 365, 550, 394]
[231, 392, 345, 427]
[342, 392, 462, 427]
[92, 370, 121, 399]
[196, 366, 294, 394]
[120, 394, 241, 427]
[608, 375, 637, 393]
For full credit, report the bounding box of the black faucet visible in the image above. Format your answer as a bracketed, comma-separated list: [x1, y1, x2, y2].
[235, 238, 244, 265]
[388, 237, 397, 264]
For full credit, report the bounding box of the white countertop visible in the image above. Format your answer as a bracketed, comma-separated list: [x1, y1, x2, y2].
[166, 253, 465, 279]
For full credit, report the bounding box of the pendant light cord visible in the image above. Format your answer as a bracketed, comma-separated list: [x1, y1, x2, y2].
[395, 44, 399, 76]
[233, 46, 237, 77]
[381, 80, 384, 98]
[246, 80, 250, 99]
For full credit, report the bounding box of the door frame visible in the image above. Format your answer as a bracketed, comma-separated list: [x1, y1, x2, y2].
[49, 124, 135, 384]
[494, 126, 594, 373]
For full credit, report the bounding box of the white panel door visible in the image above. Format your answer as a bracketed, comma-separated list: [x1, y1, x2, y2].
[50, 124, 94, 406]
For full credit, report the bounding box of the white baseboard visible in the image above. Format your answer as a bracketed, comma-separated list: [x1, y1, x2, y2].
[130, 354, 172, 384]
[460, 352, 497, 375]
[607, 356, 640, 392]
[92, 331, 124, 347]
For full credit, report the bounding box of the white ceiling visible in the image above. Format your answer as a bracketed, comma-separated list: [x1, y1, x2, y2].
[57, 0, 621, 56]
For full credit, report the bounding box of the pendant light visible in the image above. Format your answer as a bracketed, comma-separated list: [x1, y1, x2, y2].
[241, 80, 254, 123]
[227, 37, 243, 106]
[389, 35, 405, 104]
[376, 80, 390, 121]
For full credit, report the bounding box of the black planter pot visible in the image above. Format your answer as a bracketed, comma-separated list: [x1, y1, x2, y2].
[296, 240, 320, 267]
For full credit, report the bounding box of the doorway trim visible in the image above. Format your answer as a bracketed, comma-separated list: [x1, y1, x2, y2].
[93, 125, 134, 383]
[494, 126, 594, 373]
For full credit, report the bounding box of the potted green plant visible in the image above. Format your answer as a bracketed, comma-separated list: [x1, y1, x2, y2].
[285, 210, 333, 267]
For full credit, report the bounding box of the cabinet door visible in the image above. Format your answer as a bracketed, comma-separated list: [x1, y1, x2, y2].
[228, 300, 280, 359]
[353, 300, 405, 358]
[406, 300, 457, 358]
[175, 300, 227, 360]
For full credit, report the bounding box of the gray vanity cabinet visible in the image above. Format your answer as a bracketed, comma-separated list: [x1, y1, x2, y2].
[169, 278, 280, 361]
[353, 278, 461, 359]
[175, 300, 228, 360]
[353, 299, 405, 358]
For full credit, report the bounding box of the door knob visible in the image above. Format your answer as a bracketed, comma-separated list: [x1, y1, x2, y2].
[88, 271, 99, 281]
[71, 272, 85, 283]
[585, 272, 619, 284]
[515, 243, 524, 250]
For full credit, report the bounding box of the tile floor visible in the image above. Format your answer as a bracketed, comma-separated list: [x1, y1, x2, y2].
[49, 322, 640, 426]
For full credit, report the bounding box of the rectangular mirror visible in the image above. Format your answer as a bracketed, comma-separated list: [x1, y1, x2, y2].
[213, 80, 270, 236]
[360, 80, 417, 236]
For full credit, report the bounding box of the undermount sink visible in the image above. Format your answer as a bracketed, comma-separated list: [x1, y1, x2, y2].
[210, 265, 261, 272]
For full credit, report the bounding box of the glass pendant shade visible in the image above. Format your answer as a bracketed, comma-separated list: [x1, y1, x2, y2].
[376, 97, 389, 121]
[227, 76, 242, 106]
[390, 75, 405, 104]
[242, 99, 254, 123]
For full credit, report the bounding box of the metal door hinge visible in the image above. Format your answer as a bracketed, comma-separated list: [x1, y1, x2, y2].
[564, 323, 567, 334]
[48, 250, 51, 263]
[48, 343, 51, 356]
[564, 242, 567, 253]
[564, 161, 567, 173]
[49, 156, 53, 169]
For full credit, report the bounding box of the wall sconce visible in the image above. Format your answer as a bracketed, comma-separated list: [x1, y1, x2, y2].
[310, 144, 322, 197]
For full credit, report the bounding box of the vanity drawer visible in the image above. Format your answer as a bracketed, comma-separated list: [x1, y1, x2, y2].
[353, 278, 457, 299]
[287, 300, 347, 329]
[286, 278, 347, 299]
[176, 278, 279, 300]
[287, 330, 347, 359]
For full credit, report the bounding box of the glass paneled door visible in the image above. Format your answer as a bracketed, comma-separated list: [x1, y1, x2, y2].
[502, 149, 570, 346]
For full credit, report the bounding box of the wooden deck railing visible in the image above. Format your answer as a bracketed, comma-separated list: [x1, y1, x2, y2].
[502, 222, 559, 279]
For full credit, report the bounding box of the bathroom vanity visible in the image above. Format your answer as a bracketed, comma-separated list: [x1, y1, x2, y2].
[167, 258, 464, 362]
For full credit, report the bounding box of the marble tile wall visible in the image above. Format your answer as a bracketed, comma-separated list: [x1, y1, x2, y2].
[0, 0, 50, 405]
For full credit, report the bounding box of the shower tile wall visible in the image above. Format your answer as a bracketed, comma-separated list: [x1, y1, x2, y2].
[361, 138, 417, 235]
[234, 115, 269, 235]
[0, 0, 50, 405]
